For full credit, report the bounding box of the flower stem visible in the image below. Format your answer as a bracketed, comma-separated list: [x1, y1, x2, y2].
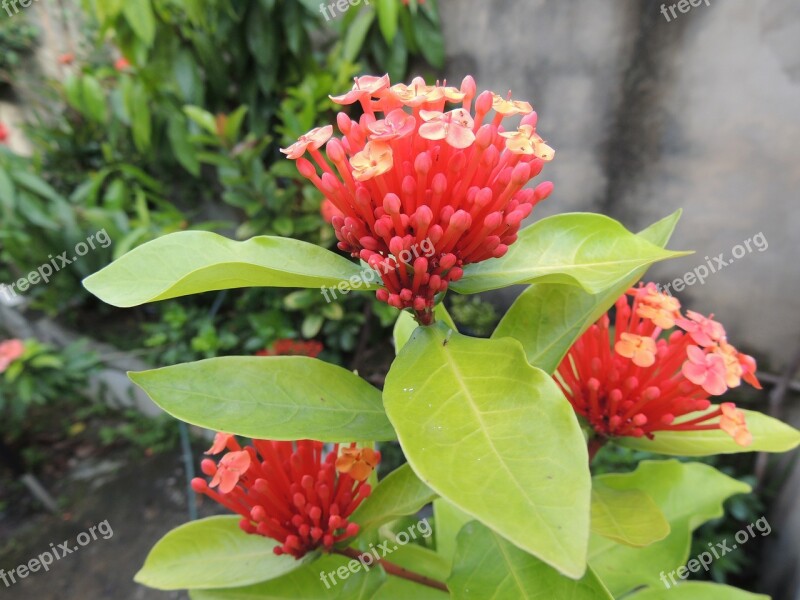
[334, 547, 448, 592]
[588, 437, 606, 463]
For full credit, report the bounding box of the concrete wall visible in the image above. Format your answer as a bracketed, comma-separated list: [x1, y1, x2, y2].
[439, 0, 800, 374]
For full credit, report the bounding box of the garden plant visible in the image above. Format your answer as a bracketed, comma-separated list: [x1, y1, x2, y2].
[82, 74, 800, 598]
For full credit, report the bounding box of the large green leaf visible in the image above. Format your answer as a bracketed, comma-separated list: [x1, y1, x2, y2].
[135, 516, 306, 590]
[618, 408, 800, 456]
[129, 356, 395, 441]
[588, 461, 750, 597]
[448, 521, 613, 599]
[384, 324, 591, 578]
[628, 581, 770, 599]
[350, 463, 437, 534]
[490, 209, 681, 374]
[190, 553, 385, 599]
[452, 212, 689, 295]
[591, 481, 670, 547]
[83, 231, 377, 308]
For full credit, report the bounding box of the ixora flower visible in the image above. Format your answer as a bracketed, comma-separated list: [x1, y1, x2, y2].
[281, 74, 554, 324]
[255, 339, 324, 358]
[555, 283, 760, 447]
[192, 434, 379, 558]
[0, 339, 24, 373]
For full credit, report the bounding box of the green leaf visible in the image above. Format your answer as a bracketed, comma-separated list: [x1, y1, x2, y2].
[628, 581, 770, 599]
[371, 543, 449, 598]
[350, 464, 437, 534]
[135, 516, 306, 590]
[168, 115, 201, 176]
[185, 105, 219, 136]
[0, 167, 15, 214]
[433, 499, 472, 561]
[393, 303, 456, 354]
[376, 0, 398, 43]
[591, 481, 670, 547]
[123, 0, 156, 46]
[126, 81, 151, 152]
[302, 313, 324, 338]
[618, 408, 800, 456]
[491, 210, 682, 373]
[412, 13, 445, 68]
[190, 553, 386, 599]
[129, 356, 395, 441]
[80, 75, 109, 123]
[448, 521, 613, 599]
[384, 325, 591, 578]
[343, 8, 376, 62]
[492, 211, 681, 373]
[225, 106, 249, 141]
[588, 460, 750, 597]
[83, 231, 376, 308]
[452, 213, 689, 295]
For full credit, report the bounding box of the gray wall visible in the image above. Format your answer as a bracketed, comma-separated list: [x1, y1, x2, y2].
[440, 0, 800, 373]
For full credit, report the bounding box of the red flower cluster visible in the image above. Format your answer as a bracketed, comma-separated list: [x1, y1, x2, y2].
[281, 74, 554, 324]
[0, 122, 9, 144]
[192, 435, 379, 558]
[555, 283, 760, 446]
[255, 339, 324, 358]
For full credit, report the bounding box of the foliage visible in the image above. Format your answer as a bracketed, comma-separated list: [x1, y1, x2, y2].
[96, 409, 180, 456]
[0, 338, 98, 443]
[0, 14, 38, 87]
[446, 294, 498, 337]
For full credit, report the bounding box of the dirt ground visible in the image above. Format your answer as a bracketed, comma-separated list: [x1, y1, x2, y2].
[0, 453, 222, 599]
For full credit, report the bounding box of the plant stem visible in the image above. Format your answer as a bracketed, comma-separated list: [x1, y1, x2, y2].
[334, 547, 448, 592]
[588, 437, 606, 463]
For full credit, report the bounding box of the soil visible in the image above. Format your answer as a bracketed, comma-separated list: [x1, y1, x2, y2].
[0, 452, 225, 599]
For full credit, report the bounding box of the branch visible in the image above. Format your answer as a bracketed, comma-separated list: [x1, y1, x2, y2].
[334, 547, 448, 592]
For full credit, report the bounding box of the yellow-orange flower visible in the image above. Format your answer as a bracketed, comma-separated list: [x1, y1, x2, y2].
[720, 402, 752, 446]
[499, 124, 554, 160]
[631, 283, 681, 328]
[615, 333, 657, 367]
[280, 125, 333, 160]
[335, 446, 380, 482]
[491, 93, 533, 116]
[418, 108, 476, 149]
[350, 141, 394, 181]
[330, 74, 391, 105]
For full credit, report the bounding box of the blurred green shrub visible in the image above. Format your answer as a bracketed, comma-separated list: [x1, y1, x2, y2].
[0, 15, 38, 88]
[3, 0, 444, 360]
[0, 338, 99, 444]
